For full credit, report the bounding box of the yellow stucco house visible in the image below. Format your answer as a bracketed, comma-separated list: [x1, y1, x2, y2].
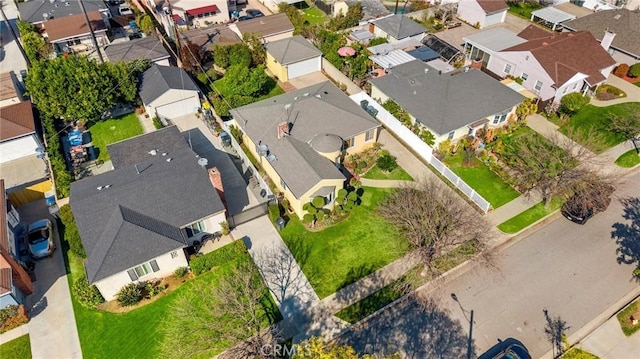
[229, 81, 380, 218]
[266, 35, 323, 83]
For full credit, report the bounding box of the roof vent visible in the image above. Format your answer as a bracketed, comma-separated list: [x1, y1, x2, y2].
[303, 93, 309, 97]
[258, 141, 269, 156]
[614, 14, 621, 20]
[276, 122, 290, 139]
[148, 149, 158, 155]
[43, 13, 49, 19]
[65, 2, 69, 6]
[162, 152, 167, 156]
[293, 96, 298, 100]
[166, 158, 172, 162]
[315, 94, 322, 98]
[542, 42, 549, 46]
[197, 157, 208, 168]
[266, 154, 277, 162]
[424, 68, 429, 73]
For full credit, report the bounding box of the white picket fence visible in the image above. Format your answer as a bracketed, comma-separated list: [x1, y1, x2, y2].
[349, 92, 491, 213]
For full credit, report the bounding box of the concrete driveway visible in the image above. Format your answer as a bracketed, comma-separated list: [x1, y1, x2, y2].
[17, 200, 82, 359]
[341, 170, 640, 358]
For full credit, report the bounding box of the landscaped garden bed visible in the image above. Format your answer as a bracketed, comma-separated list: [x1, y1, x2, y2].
[363, 164, 413, 181]
[88, 113, 144, 162]
[595, 84, 626, 101]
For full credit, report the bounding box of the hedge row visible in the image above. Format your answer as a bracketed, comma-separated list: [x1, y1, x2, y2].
[190, 240, 247, 275]
[59, 205, 87, 258]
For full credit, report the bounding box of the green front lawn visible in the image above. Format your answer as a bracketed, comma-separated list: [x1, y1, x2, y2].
[363, 165, 413, 181]
[497, 198, 562, 234]
[88, 113, 144, 162]
[617, 299, 640, 336]
[0, 334, 31, 359]
[559, 103, 640, 153]
[302, 7, 327, 24]
[444, 152, 520, 209]
[280, 187, 409, 298]
[507, 1, 543, 19]
[615, 149, 640, 168]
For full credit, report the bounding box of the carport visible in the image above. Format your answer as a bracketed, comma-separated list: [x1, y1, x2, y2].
[530, 7, 576, 31]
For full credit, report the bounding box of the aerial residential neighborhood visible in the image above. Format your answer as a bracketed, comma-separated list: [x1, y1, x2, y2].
[0, 0, 639, 357]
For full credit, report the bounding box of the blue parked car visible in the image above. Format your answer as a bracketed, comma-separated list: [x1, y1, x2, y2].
[27, 219, 55, 259]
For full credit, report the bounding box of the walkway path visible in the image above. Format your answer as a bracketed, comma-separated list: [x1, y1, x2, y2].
[137, 112, 155, 133]
[360, 178, 412, 188]
[0, 324, 29, 345]
[591, 75, 640, 107]
[484, 192, 543, 226]
[377, 130, 437, 181]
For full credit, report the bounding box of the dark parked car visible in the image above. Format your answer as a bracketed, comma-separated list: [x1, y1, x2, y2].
[245, 9, 264, 18]
[479, 338, 531, 359]
[562, 188, 613, 225]
[238, 15, 253, 21]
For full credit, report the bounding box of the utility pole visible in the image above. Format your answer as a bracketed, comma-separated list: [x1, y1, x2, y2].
[77, 0, 104, 63]
[0, 1, 31, 67]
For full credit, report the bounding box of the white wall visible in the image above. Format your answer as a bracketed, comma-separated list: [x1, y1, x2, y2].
[488, 51, 556, 101]
[148, 89, 200, 119]
[457, 0, 485, 28]
[0, 135, 39, 163]
[287, 56, 322, 79]
[94, 249, 189, 301]
[484, 10, 506, 28]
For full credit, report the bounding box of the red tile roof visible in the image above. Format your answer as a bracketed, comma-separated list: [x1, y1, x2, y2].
[477, 0, 508, 13]
[505, 30, 616, 86]
[0, 101, 35, 141]
[185, 5, 219, 17]
[44, 11, 106, 42]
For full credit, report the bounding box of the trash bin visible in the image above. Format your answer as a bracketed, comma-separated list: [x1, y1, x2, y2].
[275, 217, 285, 231]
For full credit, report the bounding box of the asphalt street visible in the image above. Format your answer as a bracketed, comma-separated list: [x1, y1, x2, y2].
[343, 170, 640, 358]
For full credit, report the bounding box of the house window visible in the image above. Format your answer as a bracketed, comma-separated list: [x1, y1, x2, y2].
[325, 191, 334, 204]
[448, 131, 455, 139]
[534, 80, 543, 92]
[185, 221, 205, 237]
[573, 83, 578, 90]
[504, 64, 512, 74]
[493, 113, 508, 124]
[280, 178, 287, 190]
[521, 73, 528, 82]
[365, 129, 375, 142]
[562, 87, 568, 94]
[345, 137, 355, 149]
[127, 260, 159, 281]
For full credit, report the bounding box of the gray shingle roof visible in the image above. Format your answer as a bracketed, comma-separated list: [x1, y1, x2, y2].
[108, 126, 190, 169]
[139, 64, 199, 105]
[563, 9, 640, 59]
[18, 0, 107, 24]
[230, 81, 380, 198]
[104, 37, 170, 64]
[266, 36, 322, 65]
[372, 14, 426, 40]
[70, 127, 225, 283]
[370, 60, 524, 136]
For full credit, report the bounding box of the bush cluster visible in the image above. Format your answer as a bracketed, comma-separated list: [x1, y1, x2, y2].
[152, 116, 164, 129]
[614, 63, 630, 77]
[72, 273, 105, 309]
[189, 240, 247, 275]
[59, 205, 86, 258]
[628, 63, 640, 78]
[174, 267, 188, 277]
[559, 93, 590, 115]
[117, 283, 142, 306]
[0, 305, 28, 333]
[377, 152, 398, 172]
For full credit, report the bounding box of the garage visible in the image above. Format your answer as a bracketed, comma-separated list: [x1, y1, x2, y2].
[288, 56, 322, 80]
[266, 35, 323, 82]
[139, 64, 201, 121]
[155, 95, 201, 119]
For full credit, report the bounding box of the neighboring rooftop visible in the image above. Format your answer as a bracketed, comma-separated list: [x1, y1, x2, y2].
[530, 6, 576, 27]
[422, 35, 462, 62]
[104, 37, 170, 64]
[139, 64, 199, 104]
[182, 25, 242, 49]
[563, 9, 640, 59]
[477, 0, 508, 13]
[370, 60, 524, 135]
[230, 81, 379, 198]
[18, 0, 107, 24]
[372, 14, 427, 40]
[344, 0, 390, 22]
[44, 11, 106, 42]
[266, 35, 322, 65]
[463, 27, 527, 53]
[0, 101, 35, 142]
[70, 126, 225, 283]
[505, 29, 616, 86]
[0, 72, 20, 106]
[235, 13, 294, 38]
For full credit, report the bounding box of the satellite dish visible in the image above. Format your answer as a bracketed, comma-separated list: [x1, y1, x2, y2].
[197, 157, 208, 168]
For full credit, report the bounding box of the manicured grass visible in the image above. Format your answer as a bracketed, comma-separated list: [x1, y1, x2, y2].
[444, 152, 520, 209]
[280, 187, 410, 298]
[616, 299, 640, 336]
[62, 224, 277, 359]
[498, 198, 562, 234]
[363, 165, 413, 181]
[507, 1, 543, 19]
[0, 334, 32, 359]
[302, 7, 327, 24]
[562, 348, 599, 359]
[88, 113, 143, 162]
[615, 149, 640, 168]
[559, 103, 640, 154]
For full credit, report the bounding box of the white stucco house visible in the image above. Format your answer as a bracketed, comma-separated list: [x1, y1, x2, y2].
[139, 65, 201, 121]
[70, 126, 227, 301]
[456, 0, 508, 29]
[266, 36, 323, 82]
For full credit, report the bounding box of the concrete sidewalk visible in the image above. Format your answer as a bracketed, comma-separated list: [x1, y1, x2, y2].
[137, 112, 155, 133]
[579, 316, 640, 359]
[484, 191, 542, 226]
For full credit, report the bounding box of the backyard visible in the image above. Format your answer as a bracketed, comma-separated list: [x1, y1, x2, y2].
[212, 75, 284, 100]
[302, 7, 327, 24]
[363, 164, 413, 181]
[507, 1, 543, 19]
[559, 102, 640, 154]
[279, 187, 410, 298]
[87, 113, 144, 162]
[444, 152, 520, 209]
[61, 222, 278, 358]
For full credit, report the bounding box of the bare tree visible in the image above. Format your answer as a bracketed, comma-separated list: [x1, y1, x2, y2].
[543, 309, 569, 358]
[160, 260, 281, 359]
[378, 179, 492, 276]
[609, 113, 640, 154]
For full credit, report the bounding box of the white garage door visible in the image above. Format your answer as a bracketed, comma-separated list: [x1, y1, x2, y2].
[155, 96, 200, 120]
[484, 11, 505, 27]
[287, 56, 321, 80]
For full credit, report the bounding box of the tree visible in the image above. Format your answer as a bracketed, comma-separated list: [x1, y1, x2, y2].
[516, 98, 538, 121]
[223, 65, 272, 98]
[279, 3, 307, 34]
[21, 31, 46, 63]
[243, 32, 266, 66]
[136, 14, 155, 34]
[212, 44, 231, 68]
[378, 179, 491, 275]
[160, 260, 281, 359]
[328, 3, 363, 31]
[628, 63, 640, 78]
[609, 113, 640, 154]
[180, 39, 204, 74]
[559, 93, 589, 115]
[377, 152, 398, 172]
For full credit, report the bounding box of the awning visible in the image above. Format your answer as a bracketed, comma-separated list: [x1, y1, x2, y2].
[185, 5, 219, 17]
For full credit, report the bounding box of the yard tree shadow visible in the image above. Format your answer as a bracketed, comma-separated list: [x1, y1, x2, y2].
[339, 295, 472, 358]
[611, 196, 640, 281]
[339, 263, 381, 291]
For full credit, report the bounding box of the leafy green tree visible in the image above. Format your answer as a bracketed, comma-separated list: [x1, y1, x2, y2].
[242, 32, 266, 66]
[21, 31, 46, 63]
[136, 14, 155, 34]
[279, 3, 307, 34]
[329, 3, 363, 30]
[180, 39, 204, 74]
[516, 98, 538, 121]
[126, 58, 152, 78]
[377, 153, 398, 172]
[108, 61, 137, 103]
[223, 65, 271, 97]
[212, 44, 230, 68]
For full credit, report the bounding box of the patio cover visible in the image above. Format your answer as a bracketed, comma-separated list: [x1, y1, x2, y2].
[531, 7, 576, 31]
[370, 49, 416, 70]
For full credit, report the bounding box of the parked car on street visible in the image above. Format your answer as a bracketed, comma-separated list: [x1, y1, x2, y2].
[238, 15, 253, 21]
[27, 219, 55, 259]
[479, 338, 531, 359]
[245, 9, 264, 18]
[561, 185, 613, 225]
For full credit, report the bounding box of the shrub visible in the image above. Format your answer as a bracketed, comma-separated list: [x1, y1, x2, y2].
[145, 281, 166, 298]
[116, 283, 142, 306]
[189, 240, 247, 275]
[628, 63, 640, 78]
[72, 273, 105, 309]
[614, 63, 629, 77]
[560, 93, 589, 114]
[152, 116, 164, 129]
[377, 153, 398, 172]
[59, 205, 86, 258]
[174, 267, 188, 277]
[0, 305, 28, 333]
[220, 221, 230, 235]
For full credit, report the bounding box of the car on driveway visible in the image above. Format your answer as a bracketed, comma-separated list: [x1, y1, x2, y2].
[27, 219, 55, 259]
[245, 9, 264, 18]
[118, 5, 133, 15]
[479, 338, 531, 359]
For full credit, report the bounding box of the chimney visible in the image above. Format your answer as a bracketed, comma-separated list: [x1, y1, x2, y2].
[208, 167, 226, 209]
[470, 58, 482, 69]
[600, 30, 616, 51]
